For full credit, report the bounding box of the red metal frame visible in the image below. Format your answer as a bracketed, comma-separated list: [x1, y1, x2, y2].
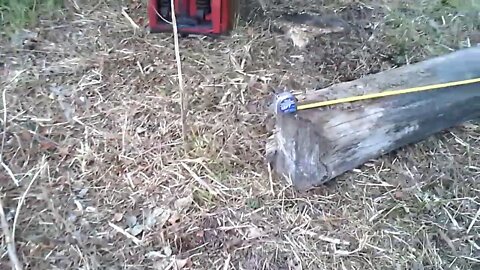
[147, 0, 230, 35]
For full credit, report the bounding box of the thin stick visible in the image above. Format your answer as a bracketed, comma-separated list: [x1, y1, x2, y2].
[170, 0, 188, 147]
[152, 6, 173, 25]
[121, 7, 140, 29]
[1, 162, 19, 186]
[1, 70, 25, 186]
[12, 161, 46, 242]
[223, 254, 231, 270]
[108, 222, 142, 246]
[1, 84, 7, 162]
[267, 163, 274, 195]
[0, 197, 23, 270]
[180, 162, 218, 196]
[467, 208, 480, 234]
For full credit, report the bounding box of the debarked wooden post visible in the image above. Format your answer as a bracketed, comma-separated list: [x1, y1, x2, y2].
[267, 47, 480, 191]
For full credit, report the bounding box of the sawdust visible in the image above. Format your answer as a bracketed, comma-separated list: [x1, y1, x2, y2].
[1, 0, 480, 269]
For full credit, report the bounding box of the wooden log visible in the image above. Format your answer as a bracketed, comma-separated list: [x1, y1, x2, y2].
[266, 47, 480, 191]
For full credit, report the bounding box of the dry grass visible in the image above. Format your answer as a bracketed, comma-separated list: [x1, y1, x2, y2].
[1, 0, 480, 269]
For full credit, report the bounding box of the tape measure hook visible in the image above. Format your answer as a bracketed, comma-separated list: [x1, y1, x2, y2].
[275, 92, 298, 114]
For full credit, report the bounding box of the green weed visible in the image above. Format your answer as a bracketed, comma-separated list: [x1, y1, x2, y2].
[246, 197, 262, 210]
[0, 0, 62, 30]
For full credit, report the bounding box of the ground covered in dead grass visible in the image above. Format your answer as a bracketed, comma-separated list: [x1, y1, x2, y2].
[1, 0, 480, 269]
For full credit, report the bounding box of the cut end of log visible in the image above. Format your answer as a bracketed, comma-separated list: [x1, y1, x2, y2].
[266, 114, 329, 191]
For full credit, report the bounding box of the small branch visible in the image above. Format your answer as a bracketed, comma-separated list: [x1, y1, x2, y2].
[0, 197, 23, 270]
[170, 0, 188, 148]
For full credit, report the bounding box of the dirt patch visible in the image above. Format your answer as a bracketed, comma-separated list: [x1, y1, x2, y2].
[1, 0, 480, 269]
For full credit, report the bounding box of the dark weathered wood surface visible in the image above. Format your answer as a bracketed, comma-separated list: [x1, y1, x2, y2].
[267, 47, 480, 191]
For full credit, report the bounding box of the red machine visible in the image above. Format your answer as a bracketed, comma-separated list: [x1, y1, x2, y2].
[147, 0, 232, 35]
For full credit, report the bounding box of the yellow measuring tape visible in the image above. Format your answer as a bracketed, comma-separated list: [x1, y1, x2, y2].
[296, 77, 480, 111]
